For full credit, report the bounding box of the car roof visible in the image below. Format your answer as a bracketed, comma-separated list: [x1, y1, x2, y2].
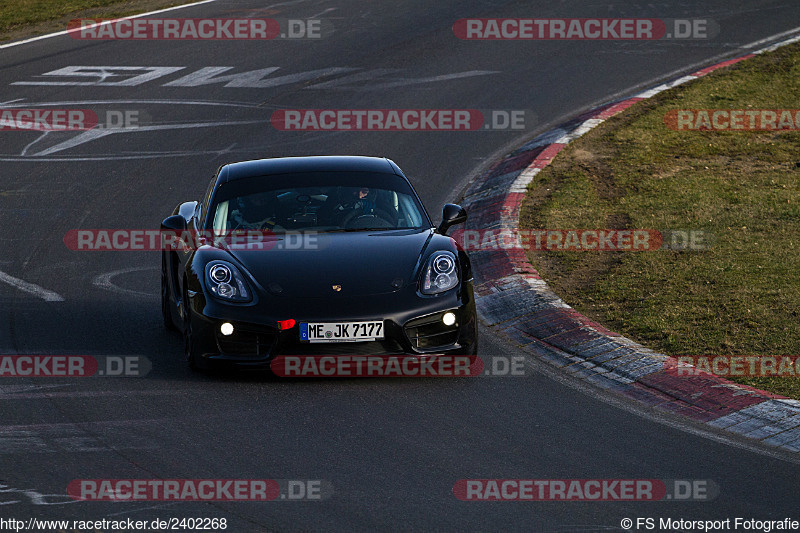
[220, 156, 403, 182]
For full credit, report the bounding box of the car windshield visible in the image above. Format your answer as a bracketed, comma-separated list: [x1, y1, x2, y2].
[208, 171, 429, 234]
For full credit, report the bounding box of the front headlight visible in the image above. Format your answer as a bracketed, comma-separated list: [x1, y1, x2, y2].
[205, 260, 252, 302]
[421, 251, 459, 294]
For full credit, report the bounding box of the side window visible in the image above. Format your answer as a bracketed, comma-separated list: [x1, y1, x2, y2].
[199, 173, 218, 227]
[213, 200, 230, 236]
[397, 195, 422, 228]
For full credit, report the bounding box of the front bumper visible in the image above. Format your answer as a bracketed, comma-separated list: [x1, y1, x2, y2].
[186, 282, 477, 368]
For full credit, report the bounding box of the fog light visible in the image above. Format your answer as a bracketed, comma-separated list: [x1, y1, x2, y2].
[220, 322, 234, 336]
[442, 312, 456, 326]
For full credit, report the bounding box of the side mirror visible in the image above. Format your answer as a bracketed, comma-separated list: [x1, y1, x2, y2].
[436, 204, 467, 235]
[161, 215, 187, 232]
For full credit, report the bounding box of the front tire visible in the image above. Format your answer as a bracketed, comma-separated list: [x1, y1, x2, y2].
[161, 255, 177, 331]
[182, 284, 202, 370]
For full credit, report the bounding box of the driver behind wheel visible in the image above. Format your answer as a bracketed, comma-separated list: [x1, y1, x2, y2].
[336, 186, 381, 226]
[231, 192, 279, 230]
[318, 186, 372, 224]
[317, 186, 398, 228]
[351, 186, 375, 214]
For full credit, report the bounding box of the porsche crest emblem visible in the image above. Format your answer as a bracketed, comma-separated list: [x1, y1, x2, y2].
[332, 284, 342, 292]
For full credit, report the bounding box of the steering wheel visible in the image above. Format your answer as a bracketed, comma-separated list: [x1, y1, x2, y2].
[230, 215, 278, 232]
[341, 208, 396, 229]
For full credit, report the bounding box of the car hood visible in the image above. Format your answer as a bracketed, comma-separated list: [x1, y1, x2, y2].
[224, 229, 434, 297]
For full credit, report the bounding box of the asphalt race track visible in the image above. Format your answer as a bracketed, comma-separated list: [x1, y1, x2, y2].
[0, 1, 799, 530]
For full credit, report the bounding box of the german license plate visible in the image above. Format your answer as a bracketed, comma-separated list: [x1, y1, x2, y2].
[300, 321, 384, 343]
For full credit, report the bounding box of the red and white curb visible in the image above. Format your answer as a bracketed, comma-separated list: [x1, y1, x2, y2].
[462, 33, 800, 453]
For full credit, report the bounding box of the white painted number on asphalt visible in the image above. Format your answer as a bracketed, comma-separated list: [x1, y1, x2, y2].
[12, 66, 497, 89]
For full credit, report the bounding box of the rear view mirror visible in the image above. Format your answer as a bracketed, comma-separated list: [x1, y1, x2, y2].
[161, 215, 187, 232]
[436, 204, 467, 235]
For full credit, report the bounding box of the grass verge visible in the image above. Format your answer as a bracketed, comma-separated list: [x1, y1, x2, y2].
[0, 0, 199, 43]
[519, 42, 800, 399]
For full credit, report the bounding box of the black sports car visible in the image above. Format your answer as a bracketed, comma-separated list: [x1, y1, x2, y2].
[160, 156, 477, 369]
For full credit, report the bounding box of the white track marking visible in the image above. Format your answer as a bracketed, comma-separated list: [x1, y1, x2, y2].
[742, 24, 800, 48]
[13, 66, 187, 87]
[0, 270, 64, 302]
[0, 390, 182, 400]
[93, 267, 159, 300]
[0, 99, 264, 109]
[105, 502, 180, 518]
[309, 7, 337, 19]
[0, 150, 248, 162]
[32, 128, 113, 156]
[361, 70, 499, 89]
[0, 483, 78, 506]
[20, 131, 49, 156]
[0, 420, 164, 454]
[30, 119, 268, 156]
[0, 384, 71, 392]
[0, 0, 218, 50]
